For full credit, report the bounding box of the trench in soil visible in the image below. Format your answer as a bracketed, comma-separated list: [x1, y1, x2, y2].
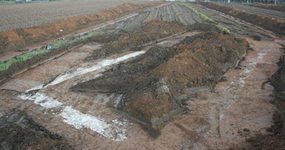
[0, 2, 285, 149]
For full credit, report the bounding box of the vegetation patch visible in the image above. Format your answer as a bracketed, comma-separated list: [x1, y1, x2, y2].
[183, 4, 230, 34]
[0, 29, 102, 72]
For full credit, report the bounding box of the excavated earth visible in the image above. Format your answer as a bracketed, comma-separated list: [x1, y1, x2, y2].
[1, 2, 285, 149]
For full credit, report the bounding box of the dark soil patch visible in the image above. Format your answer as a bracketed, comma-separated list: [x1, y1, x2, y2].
[0, 109, 73, 150]
[199, 2, 285, 36]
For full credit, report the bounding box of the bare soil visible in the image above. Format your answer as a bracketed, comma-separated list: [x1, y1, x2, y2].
[0, 0, 146, 32]
[0, 2, 285, 150]
[0, 1, 164, 54]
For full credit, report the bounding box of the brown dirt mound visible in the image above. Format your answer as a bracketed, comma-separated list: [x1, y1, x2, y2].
[0, 1, 164, 54]
[72, 24, 249, 125]
[151, 32, 248, 88]
[0, 109, 73, 150]
[252, 2, 285, 12]
[199, 2, 285, 36]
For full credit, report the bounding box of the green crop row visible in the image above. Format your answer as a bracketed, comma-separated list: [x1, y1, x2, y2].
[215, 24, 230, 34]
[183, 4, 230, 34]
[0, 29, 102, 72]
[0, 49, 50, 71]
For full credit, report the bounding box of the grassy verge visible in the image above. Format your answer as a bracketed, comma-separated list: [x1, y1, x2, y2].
[183, 4, 230, 34]
[0, 29, 102, 72]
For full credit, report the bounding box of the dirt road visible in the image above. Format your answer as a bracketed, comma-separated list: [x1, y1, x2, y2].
[0, 2, 285, 150]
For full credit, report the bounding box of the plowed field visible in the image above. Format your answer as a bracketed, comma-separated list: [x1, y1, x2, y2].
[0, 0, 146, 32]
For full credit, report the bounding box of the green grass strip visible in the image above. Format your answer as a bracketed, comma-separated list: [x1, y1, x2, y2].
[0, 49, 50, 71]
[183, 4, 230, 34]
[0, 29, 102, 72]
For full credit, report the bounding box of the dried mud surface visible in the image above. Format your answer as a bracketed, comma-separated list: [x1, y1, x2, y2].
[0, 109, 73, 150]
[0, 0, 146, 32]
[199, 2, 285, 36]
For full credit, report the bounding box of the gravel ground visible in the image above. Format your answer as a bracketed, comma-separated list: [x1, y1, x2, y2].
[218, 3, 285, 21]
[0, 0, 146, 32]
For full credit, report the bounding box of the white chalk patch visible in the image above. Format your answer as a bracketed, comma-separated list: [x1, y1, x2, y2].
[113, 94, 123, 108]
[20, 93, 62, 109]
[60, 106, 128, 141]
[20, 92, 129, 141]
[18, 51, 146, 141]
[48, 51, 145, 86]
[258, 53, 267, 60]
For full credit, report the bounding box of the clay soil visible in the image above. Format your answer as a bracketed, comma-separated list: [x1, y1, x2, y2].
[1, 2, 285, 150]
